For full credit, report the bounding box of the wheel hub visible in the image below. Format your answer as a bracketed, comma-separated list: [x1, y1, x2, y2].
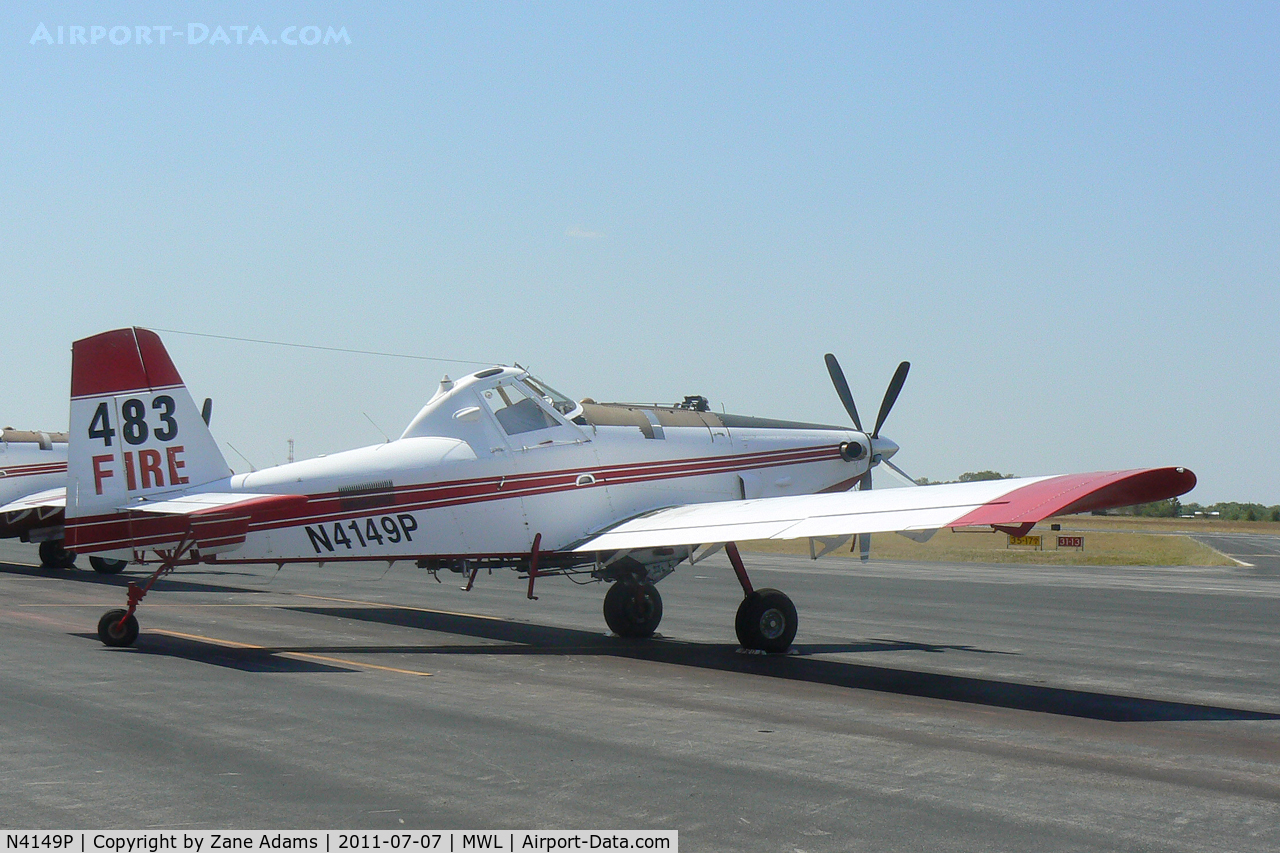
[758, 607, 786, 640]
[625, 593, 655, 622]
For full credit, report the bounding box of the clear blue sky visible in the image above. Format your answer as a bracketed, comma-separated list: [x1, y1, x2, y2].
[3, 3, 1276, 504]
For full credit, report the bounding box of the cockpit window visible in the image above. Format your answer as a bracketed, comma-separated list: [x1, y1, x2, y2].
[480, 382, 560, 435]
[522, 374, 583, 420]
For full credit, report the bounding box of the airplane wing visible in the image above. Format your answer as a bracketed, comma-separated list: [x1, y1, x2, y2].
[572, 467, 1194, 553]
[0, 486, 68, 538]
[0, 487, 66, 515]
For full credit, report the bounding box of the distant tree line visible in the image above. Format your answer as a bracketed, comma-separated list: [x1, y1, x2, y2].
[913, 470, 1014, 486]
[1124, 499, 1280, 522]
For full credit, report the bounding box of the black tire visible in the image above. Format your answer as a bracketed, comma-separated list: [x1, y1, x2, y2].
[98, 609, 139, 647]
[735, 588, 798, 653]
[89, 556, 128, 575]
[603, 580, 663, 638]
[39, 540, 76, 569]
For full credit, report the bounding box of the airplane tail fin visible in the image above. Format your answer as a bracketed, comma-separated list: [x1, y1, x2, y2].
[65, 328, 232, 534]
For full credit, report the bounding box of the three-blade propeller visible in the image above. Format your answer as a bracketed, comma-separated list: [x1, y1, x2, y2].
[824, 354, 911, 561]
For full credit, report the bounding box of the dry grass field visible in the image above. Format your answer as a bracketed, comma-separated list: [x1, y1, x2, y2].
[740, 515, 1276, 566]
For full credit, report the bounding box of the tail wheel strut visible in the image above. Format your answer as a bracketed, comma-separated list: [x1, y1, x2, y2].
[96, 538, 193, 647]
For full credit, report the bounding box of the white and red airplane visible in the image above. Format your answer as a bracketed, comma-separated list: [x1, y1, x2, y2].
[0, 427, 76, 567]
[19, 327, 1195, 651]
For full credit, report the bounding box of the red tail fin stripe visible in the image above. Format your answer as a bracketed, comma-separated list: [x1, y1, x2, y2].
[70, 328, 184, 399]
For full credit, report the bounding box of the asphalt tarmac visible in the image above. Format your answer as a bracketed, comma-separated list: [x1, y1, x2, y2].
[2, 537, 1278, 852]
[1193, 531, 1280, 575]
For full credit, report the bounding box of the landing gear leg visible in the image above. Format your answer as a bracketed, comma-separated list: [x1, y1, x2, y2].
[726, 542, 798, 653]
[603, 577, 663, 638]
[96, 539, 191, 647]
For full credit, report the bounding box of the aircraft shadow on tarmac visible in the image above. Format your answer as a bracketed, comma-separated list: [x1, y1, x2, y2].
[84, 600, 1279, 725]
[95, 631, 356, 674]
[2, 560, 278, 594]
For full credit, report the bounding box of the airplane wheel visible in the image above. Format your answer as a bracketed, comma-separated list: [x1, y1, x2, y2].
[89, 556, 128, 575]
[603, 580, 663, 638]
[39, 540, 76, 569]
[735, 588, 798, 653]
[97, 609, 139, 647]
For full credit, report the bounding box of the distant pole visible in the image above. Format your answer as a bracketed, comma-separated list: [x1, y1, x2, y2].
[288, 439, 294, 464]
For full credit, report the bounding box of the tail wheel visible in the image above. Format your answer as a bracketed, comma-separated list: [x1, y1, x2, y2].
[735, 588, 798, 653]
[97, 609, 139, 647]
[89, 556, 128, 575]
[603, 579, 663, 638]
[39, 540, 76, 569]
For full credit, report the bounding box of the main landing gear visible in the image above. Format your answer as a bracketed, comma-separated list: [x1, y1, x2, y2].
[39, 539, 76, 569]
[603, 577, 664, 638]
[37, 540, 127, 574]
[89, 556, 128, 575]
[735, 588, 798, 653]
[599, 542, 799, 652]
[727, 542, 798, 653]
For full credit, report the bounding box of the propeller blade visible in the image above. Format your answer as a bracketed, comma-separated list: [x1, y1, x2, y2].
[872, 361, 910, 438]
[824, 353, 863, 432]
[882, 458, 917, 485]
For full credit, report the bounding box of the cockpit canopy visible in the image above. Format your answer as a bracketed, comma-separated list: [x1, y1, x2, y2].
[399, 366, 583, 444]
[516, 374, 582, 421]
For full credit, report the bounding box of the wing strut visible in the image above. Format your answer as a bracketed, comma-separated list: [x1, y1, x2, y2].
[725, 542, 754, 596]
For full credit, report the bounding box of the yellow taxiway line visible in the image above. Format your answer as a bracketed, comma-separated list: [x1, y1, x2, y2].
[291, 592, 506, 622]
[152, 628, 433, 677]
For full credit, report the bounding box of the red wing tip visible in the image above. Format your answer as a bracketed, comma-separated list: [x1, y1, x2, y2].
[954, 466, 1197, 528]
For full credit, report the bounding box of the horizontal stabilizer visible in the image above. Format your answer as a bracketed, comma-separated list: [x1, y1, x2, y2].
[127, 492, 295, 516]
[67, 491, 309, 555]
[131, 492, 309, 553]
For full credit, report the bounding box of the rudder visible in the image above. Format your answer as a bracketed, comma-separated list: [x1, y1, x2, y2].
[66, 328, 231, 532]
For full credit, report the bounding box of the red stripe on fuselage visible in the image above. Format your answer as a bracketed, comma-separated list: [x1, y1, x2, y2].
[65, 443, 847, 551]
[0, 463, 67, 477]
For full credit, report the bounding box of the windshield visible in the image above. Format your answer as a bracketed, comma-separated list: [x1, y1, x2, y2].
[522, 374, 582, 420]
[480, 382, 559, 435]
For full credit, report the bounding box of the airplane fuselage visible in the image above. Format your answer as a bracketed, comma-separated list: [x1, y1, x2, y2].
[231, 420, 861, 564]
[66, 365, 870, 569]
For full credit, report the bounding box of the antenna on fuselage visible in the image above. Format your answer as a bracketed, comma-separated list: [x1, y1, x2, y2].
[227, 443, 258, 473]
[363, 412, 392, 444]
